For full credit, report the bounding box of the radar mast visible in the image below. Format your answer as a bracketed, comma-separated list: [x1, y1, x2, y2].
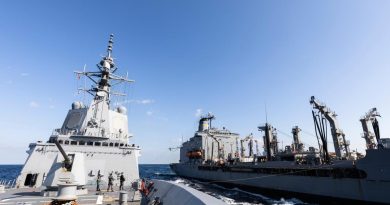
[75, 34, 134, 108]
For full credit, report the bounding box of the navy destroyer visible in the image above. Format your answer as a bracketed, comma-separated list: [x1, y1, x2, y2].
[0, 35, 229, 205]
[14, 35, 142, 194]
[171, 96, 390, 204]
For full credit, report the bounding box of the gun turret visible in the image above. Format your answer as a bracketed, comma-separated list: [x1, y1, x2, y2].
[54, 140, 72, 171]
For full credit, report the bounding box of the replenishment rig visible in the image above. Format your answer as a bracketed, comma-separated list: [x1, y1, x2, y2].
[171, 97, 390, 204]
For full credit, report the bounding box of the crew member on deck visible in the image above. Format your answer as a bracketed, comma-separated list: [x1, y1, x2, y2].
[107, 173, 114, 192]
[119, 173, 125, 190]
[96, 170, 102, 192]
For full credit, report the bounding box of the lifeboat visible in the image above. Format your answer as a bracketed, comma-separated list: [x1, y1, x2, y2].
[186, 150, 202, 159]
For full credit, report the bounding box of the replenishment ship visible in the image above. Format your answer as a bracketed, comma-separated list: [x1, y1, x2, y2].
[171, 96, 390, 204]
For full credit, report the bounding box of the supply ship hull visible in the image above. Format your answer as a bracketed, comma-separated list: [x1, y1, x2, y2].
[172, 149, 390, 204]
[170, 100, 390, 204]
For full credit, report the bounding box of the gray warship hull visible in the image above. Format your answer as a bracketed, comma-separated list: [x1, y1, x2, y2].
[171, 148, 390, 204]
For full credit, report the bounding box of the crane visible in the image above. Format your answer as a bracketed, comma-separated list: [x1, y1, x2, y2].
[168, 136, 184, 151]
[254, 139, 259, 156]
[258, 123, 278, 161]
[310, 96, 350, 160]
[207, 131, 222, 162]
[360, 108, 381, 149]
[291, 126, 304, 153]
[240, 133, 253, 157]
[168, 147, 181, 151]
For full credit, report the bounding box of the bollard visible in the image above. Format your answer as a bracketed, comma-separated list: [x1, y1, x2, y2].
[119, 191, 128, 205]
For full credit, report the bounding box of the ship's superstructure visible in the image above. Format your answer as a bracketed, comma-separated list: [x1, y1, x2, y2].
[16, 35, 140, 191]
[171, 96, 390, 204]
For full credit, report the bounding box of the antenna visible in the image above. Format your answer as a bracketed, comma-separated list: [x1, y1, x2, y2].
[74, 34, 134, 104]
[107, 34, 114, 58]
[83, 64, 87, 104]
[265, 101, 268, 123]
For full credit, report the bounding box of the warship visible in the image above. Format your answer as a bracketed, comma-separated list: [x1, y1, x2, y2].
[171, 97, 390, 204]
[15, 34, 141, 193]
[0, 35, 229, 205]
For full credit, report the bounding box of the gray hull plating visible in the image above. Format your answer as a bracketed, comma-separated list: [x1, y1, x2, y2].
[17, 142, 140, 188]
[171, 148, 390, 204]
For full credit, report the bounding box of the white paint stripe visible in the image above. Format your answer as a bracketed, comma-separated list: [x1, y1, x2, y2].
[78, 196, 99, 198]
[2, 197, 50, 201]
[0, 199, 99, 204]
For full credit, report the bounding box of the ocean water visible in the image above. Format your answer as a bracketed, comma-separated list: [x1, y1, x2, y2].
[0, 164, 307, 205]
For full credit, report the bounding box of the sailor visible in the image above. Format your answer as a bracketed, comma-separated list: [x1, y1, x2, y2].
[119, 173, 125, 190]
[96, 170, 103, 192]
[140, 179, 148, 195]
[107, 172, 114, 192]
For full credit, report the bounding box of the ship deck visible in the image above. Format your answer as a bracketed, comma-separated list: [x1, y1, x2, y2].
[0, 186, 142, 205]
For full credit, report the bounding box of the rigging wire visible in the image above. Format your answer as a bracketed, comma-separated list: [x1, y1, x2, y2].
[301, 128, 334, 145]
[276, 128, 317, 149]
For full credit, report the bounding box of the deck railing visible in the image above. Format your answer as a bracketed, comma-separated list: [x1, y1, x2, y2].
[0, 178, 16, 189]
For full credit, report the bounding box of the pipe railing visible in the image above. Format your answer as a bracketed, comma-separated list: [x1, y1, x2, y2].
[0, 179, 17, 189]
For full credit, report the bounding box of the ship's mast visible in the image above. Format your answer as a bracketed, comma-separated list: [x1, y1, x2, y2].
[291, 126, 303, 153]
[75, 34, 134, 107]
[71, 35, 135, 139]
[258, 123, 278, 161]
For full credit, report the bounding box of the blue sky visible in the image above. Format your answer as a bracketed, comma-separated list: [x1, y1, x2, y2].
[1, 1, 390, 164]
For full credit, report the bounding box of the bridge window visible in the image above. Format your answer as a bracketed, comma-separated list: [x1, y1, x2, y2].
[94, 142, 101, 146]
[71, 141, 77, 145]
[109, 143, 114, 147]
[102, 142, 108, 147]
[58, 140, 63, 144]
[87, 141, 93, 146]
[114, 143, 119, 147]
[64, 140, 69, 145]
[79, 141, 86, 145]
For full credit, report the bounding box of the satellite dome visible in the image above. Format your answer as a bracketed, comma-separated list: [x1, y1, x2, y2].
[117, 106, 127, 114]
[72, 101, 81, 109]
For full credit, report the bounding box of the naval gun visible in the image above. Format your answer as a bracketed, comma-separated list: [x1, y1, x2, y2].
[310, 96, 350, 160]
[54, 140, 73, 171]
[360, 108, 382, 149]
